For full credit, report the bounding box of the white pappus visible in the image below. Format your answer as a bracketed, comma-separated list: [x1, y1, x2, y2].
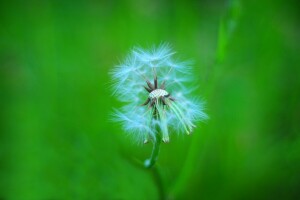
[111, 44, 208, 144]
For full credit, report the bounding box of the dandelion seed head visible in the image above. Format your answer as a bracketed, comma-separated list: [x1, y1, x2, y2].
[111, 44, 207, 143]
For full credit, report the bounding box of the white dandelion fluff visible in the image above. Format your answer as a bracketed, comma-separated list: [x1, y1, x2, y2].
[111, 44, 208, 145]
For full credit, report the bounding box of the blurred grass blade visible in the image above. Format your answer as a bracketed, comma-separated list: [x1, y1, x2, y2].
[217, 0, 241, 63]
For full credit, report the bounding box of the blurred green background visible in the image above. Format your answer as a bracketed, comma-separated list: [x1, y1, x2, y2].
[1, 0, 300, 199]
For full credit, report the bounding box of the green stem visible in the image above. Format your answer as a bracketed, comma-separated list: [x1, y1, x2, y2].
[144, 135, 161, 168]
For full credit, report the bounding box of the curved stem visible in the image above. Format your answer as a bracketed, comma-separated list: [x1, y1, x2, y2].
[144, 135, 161, 168]
[123, 146, 165, 199]
[151, 166, 165, 200]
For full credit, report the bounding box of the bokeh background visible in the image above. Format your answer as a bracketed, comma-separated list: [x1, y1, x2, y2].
[1, 0, 300, 199]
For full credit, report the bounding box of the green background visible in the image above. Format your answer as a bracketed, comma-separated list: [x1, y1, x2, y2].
[1, 0, 299, 199]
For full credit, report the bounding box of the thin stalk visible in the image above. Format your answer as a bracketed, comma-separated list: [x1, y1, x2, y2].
[144, 134, 161, 168]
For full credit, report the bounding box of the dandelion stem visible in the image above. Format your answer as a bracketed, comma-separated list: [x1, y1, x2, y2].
[144, 134, 161, 168]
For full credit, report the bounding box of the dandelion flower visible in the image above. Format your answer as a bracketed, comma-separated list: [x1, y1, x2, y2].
[111, 44, 207, 167]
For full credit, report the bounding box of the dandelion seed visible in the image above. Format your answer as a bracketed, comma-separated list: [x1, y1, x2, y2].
[111, 44, 208, 167]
